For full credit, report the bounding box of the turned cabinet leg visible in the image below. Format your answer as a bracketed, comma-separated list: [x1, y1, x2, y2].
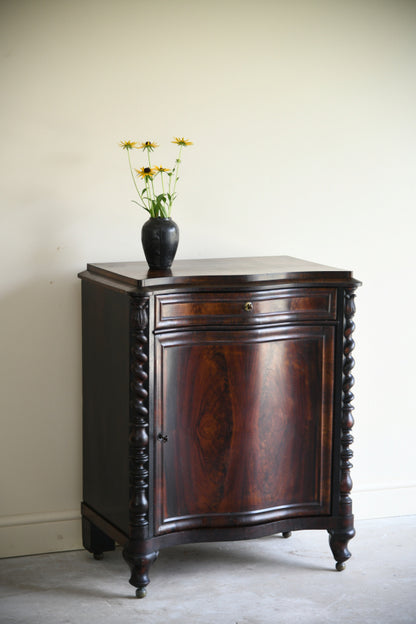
[328, 288, 358, 573]
[282, 531, 292, 538]
[122, 548, 159, 598]
[328, 528, 355, 571]
[82, 516, 115, 559]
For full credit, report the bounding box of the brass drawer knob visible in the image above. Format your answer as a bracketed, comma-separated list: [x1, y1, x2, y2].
[243, 302, 253, 312]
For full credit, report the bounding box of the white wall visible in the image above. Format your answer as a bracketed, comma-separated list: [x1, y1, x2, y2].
[1, 0, 415, 557]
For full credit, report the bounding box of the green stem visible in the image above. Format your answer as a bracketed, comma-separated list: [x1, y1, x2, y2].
[146, 149, 157, 211]
[144, 178, 153, 216]
[172, 145, 183, 196]
[168, 166, 173, 196]
[169, 145, 183, 216]
[127, 149, 141, 198]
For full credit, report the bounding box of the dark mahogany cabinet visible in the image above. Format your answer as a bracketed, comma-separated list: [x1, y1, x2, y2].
[78, 256, 360, 598]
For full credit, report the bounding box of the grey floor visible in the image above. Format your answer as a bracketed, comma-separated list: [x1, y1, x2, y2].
[1, 516, 415, 624]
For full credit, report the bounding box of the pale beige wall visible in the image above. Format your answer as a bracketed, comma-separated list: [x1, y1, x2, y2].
[1, 0, 415, 557]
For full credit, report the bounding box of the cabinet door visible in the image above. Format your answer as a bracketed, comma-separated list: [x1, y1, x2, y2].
[154, 325, 335, 535]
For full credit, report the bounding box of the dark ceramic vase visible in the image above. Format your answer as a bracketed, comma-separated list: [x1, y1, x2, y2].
[141, 217, 179, 270]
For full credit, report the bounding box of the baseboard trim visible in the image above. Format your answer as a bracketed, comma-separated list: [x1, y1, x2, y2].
[353, 482, 416, 519]
[1, 484, 415, 558]
[0, 511, 82, 558]
[0, 510, 80, 528]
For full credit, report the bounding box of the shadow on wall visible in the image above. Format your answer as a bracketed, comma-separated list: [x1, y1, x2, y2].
[0, 272, 83, 519]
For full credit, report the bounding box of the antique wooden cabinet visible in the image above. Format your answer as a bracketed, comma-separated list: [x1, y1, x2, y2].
[78, 256, 360, 598]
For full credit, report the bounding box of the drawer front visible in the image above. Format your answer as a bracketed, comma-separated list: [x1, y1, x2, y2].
[155, 288, 337, 330]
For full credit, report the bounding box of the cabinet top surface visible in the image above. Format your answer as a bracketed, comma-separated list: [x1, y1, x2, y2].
[79, 256, 359, 290]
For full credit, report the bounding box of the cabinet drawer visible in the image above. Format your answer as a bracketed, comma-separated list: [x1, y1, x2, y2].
[155, 288, 337, 330]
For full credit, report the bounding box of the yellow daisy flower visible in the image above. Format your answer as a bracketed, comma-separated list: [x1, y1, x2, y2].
[135, 166, 156, 179]
[119, 140, 138, 150]
[138, 141, 159, 151]
[155, 166, 171, 173]
[172, 137, 193, 146]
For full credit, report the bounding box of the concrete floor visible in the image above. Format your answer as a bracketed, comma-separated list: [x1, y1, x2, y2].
[0, 516, 415, 624]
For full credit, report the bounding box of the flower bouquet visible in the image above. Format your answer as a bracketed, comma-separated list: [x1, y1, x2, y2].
[119, 137, 193, 269]
[119, 137, 193, 218]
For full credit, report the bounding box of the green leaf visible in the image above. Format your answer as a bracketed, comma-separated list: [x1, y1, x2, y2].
[132, 199, 149, 212]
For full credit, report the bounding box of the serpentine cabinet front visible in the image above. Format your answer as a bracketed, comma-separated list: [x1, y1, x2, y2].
[78, 257, 360, 598]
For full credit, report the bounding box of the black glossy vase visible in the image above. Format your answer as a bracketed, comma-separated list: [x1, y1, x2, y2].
[141, 217, 179, 270]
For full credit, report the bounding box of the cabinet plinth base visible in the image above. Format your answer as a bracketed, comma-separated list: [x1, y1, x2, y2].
[82, 516, 115, 559]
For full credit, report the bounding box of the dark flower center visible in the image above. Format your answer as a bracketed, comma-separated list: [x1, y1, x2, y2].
[145, 141, 151, 146]
[144, 167, 151, 173]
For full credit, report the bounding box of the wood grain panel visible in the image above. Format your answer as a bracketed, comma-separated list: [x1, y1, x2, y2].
[154, 326, 334, 534]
